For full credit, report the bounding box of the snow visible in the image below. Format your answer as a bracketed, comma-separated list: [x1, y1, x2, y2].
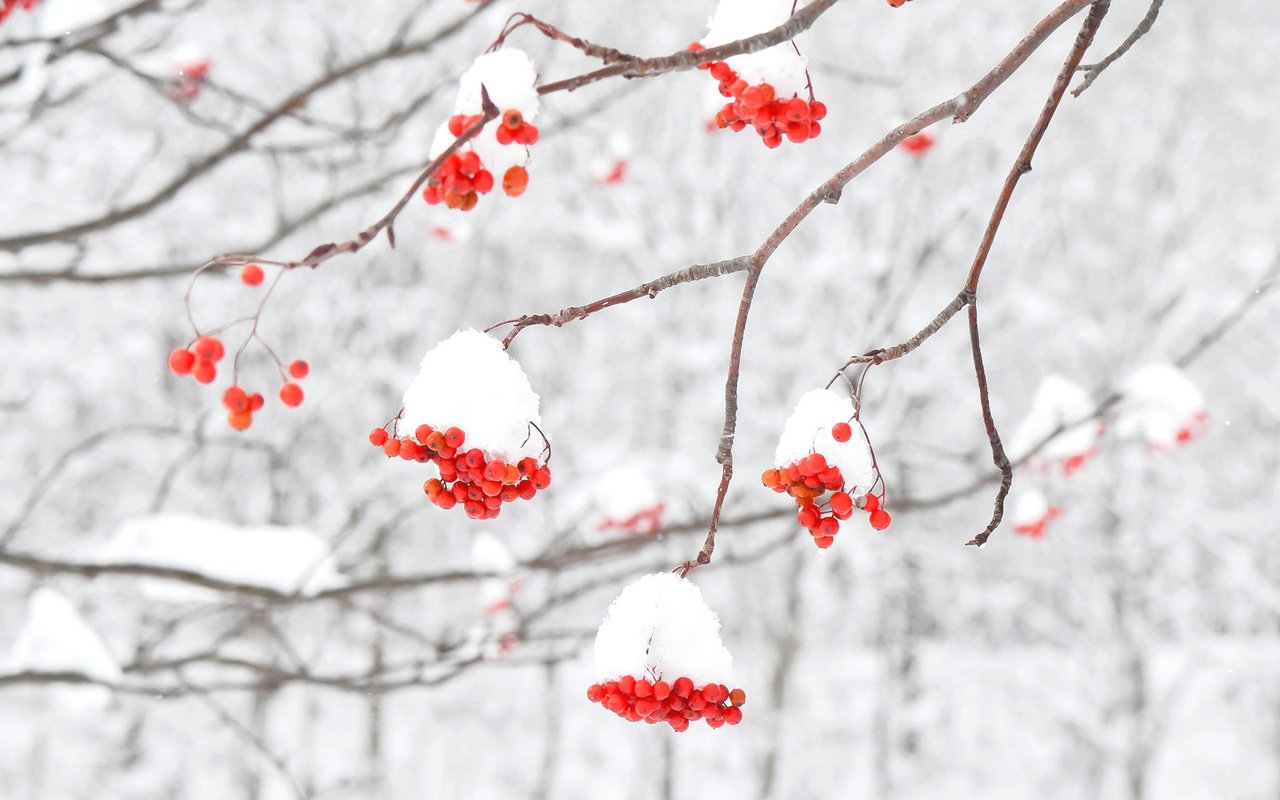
[1007, 374, 1101, 463]
[1011, 488, 1060, 538]
[471, 532, 516, 574]
[774, 388, 878, 494]
[703, 0, 809, 97]
[39, 0, 114, 36]
[104, 514, 345, 600]
[1116, 363, 1207, 449]
[5, 588, 121, 681]
[401, 329, 546, 464]
[593, 572, 734, 687]
[429, 48, 539, 177]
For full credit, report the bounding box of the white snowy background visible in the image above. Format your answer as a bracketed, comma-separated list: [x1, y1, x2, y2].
[1, 0, 1278, 798]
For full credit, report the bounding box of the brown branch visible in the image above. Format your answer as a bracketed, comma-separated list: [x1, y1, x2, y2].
[1072, 0, 1164, 96]
[963, 300, 1011, 547]
[488, 257, 751, 346]
[0, 5, 488, 252]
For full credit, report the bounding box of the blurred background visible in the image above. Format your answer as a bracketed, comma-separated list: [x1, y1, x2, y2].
[1, 0, 1278, 797]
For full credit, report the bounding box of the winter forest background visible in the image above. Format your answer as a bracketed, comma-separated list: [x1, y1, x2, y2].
[1, 0, 1278, 797]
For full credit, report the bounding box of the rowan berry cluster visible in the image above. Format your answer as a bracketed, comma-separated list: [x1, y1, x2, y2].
[761, 421, 891, 548]
[586, 675, 745, 731]
[368, 424, 550, 520]
[690, 43, 826, 148]
[598, 503, 665, 537]
[422, 111, 534, 211]
[0, 0, 40, 24]
[167, 332, 309, 430]
[171, 60, 210, 104]
[887, 0, 916, 7]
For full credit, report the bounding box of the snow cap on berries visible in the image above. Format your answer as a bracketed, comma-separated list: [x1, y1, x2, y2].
[593, 573, 734, 687]
[401, 329, 545, 463]
[1011, 488, 1061, 539]
[1116, 363, 1207, 448]
[1008, 374, 1101, 462]
[702, 0, 808, 96]
[775, 388, 877, 493]
[430, 48, 539, 176]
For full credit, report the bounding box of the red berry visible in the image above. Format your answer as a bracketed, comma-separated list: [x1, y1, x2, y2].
[814, 535, 834, 549]
[501, 109, 523, 130]
[532, 466, 551, 490]
[278, 382, 304, 407]
[797, 506, 820, 529]
[652, 680, 671, 701]
[729, 688, 746, 707]
[483, 461, 507, 482]
[863, 493, 880, 513]
[167, 348, 195, 375]
[809, 101, 827, 120]
[830, 492, 853, 517]
[383, 438, 401, 457]
[222, 386, 249, 413]
[673, 677, 694, 697]
[248, 392, 264, 411]
[723, 706, 743, 725]
[473, 170, 494, 194]
[228, 411, 253, 431]
[869, 509, 892, 530]
[191, 360, 216, 384]
[240, 263, 264, 286]
[436, 493, 457, 510]
[192, 336, 223, 362]
[415, 424, 433, 443]
[288, 360, 309, 379]
[832, 422, 852, 442]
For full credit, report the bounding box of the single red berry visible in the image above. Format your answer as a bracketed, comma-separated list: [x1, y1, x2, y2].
[673, 677, 694, 698]
[652, 680, 671, 701]
[532, 466, 551, 490]
[167, 348, 195, 375]
[222, 386, 249, 413]
[436, 493, 457, 510]
[797, 506, 820, 529]
[383, 438, 401, 457]
[832, 422, 852, 442]
[829, 492, 853, 517]
[288, 360, 309, 379]
[240, 263, 264, 286]
[191, 360, 216, 384]
[414, 424, 432, 443]
[761, 468, 781, 489]
[278, 382, 304, 407]
[228, 411, 253, 431]
[863, 493, 880, 513]
[869, 509, 892, 530]
[723, 706, 743, 725]
[192, 336, 223, 362]
[248, 392, 264, 411]
[483, 461, 507, 482]
[809, 101, 827, 120]
[369, 429, 389, 446]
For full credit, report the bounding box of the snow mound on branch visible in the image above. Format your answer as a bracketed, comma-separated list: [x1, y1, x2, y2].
[5, 588, 121, 682]
[703, 0, 809, 97]
[1008, 375, 1101, 462]
[429, 48, 539, 176]
[1116, 363, 1207, 448]
[401, 329, 545, 463]
[1011, 488, 1061, 539]
[587, 466, 665, 537]
[775, 388, 877, 493]
[594, 573, 734, 687]
[39, 0, 114, 35]
[471, 532, 517, 574]
[105, 515, 345, 600]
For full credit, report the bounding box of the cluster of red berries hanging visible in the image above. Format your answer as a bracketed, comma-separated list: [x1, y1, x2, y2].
[423, 48, 538, 213]
[0, 0, 40, 24]
[766, 389, 890, 549]
[691, 44, 825, 148]
[591, 573, 744, 731]
[170, 57, 211, 103]
[166, 262, 309, 430]
[379, 329, 550, 518]
[886, 0, 916, 7]
[695, 0, 823, 148]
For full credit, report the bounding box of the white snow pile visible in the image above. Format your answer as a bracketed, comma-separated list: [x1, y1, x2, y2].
[429, 48, 539, 176]
[401, 329, 545, 463]
[1008, 374, 1102, 465]
[105, 514, 345, 600]
[472, 532, 522, 616]
[1011, 488, 1061, 539]
[39, 0, 115, 36]
[5, 588, 121, 682]
[774, 388, 877, 494]
[593, 573, 734, 687]
[702, 0, 809, 97]
[1116, 363, 1208, 449]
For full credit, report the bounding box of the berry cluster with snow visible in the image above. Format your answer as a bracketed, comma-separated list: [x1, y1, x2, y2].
[763, 388, 889, 548]
[373, 329, 550, 519]
[694, 0, 825, 148]
[1011, 488, 1063, 540]
[1008, 374, 1104, 477]
[589, 573, 745, 730]
[0, 0, 39, 24]
[1117, 363, 1208, 450]
[423, 48, 539, 212]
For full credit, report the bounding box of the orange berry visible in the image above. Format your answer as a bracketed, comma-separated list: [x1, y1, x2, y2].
[369, 428, 389, 446]
[191, 360, 216, 384]
[383, 438, 401, 457]
[228, 411, 253, 431]
[502, 165, 529, 197]
[728, 688, 746, 707]
[502, 109, 524, 130]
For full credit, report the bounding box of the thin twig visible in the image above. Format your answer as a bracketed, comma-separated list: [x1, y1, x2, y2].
[1072, 0, 1164, 96]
